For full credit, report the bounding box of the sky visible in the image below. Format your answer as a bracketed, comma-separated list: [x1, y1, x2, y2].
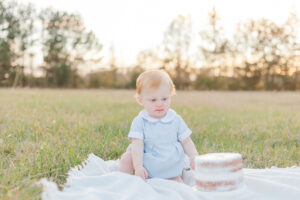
[20, 0, 300, 71]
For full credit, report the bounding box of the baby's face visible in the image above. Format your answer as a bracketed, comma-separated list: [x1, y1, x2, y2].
[139, 83, 171, 119]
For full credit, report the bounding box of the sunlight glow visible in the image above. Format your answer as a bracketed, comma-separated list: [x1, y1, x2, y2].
[20, 0, 300, 68]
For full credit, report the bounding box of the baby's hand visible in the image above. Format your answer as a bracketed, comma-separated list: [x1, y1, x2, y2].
[190, 157, 195, 170]
[134, 166, 148, 180]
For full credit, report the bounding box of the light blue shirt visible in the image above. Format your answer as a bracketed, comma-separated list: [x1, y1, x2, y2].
[127, 109, 192, 179]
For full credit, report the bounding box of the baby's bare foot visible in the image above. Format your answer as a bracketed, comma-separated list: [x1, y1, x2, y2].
[168, 176, 183, 183]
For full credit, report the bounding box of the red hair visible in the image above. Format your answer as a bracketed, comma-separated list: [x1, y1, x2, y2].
[135, 69, 176, 98]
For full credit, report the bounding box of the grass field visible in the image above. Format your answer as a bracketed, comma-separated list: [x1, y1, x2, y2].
[0, 89, 299, 200]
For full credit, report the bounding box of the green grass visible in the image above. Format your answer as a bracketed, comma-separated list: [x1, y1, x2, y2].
[0, 89, 299, 199]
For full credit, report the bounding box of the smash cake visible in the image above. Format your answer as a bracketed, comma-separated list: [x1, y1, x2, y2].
[194, 153, 244, 192]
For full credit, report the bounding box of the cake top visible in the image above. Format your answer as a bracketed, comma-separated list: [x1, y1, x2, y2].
[195, 153, 242, 169]
[195, 153, 242, 164]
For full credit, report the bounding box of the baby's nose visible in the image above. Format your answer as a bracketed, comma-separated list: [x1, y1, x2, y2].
[156, 100, 164, 106]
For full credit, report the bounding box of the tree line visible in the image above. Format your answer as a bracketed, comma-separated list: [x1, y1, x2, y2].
[1, 1, 300, 90]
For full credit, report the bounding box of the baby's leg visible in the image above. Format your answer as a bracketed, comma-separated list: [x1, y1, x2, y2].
[168, 176, 183, 183]
[119, 151, 134, 175]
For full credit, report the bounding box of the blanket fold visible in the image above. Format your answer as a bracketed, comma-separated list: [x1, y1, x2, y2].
[39, 154, 300, 200]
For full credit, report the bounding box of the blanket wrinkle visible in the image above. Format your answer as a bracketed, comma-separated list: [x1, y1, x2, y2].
[39, 154, 300, 200]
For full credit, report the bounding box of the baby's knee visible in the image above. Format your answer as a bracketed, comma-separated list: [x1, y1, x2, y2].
[119, 151, 134, 174]
[120, 151, 132, 164]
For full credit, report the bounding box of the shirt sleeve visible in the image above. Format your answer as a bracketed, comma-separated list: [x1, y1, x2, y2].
[128, 116, 144, 140]
[177, 115, 192, 142]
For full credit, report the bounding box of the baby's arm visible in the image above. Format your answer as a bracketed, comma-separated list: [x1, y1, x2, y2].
[131, 138, 148, 180]
[180, 137, 198, 170]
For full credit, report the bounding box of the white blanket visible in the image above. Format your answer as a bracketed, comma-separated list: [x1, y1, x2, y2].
[39, 154, 300, 200]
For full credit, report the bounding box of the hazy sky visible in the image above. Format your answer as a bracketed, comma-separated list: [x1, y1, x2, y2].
[21, 0, 300, 68]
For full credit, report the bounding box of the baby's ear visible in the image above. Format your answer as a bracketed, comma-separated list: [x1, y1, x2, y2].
[136, 96, 143, 105]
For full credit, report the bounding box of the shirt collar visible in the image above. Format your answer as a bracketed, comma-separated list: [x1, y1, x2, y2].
[139, 109, 177, 123]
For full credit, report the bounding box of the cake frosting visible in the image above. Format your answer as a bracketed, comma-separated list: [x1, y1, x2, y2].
[194, 153, 243, 191]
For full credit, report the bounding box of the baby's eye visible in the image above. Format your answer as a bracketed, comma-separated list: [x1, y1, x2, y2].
[151, 99, 156, 102]
[162, 97, 168, 101]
